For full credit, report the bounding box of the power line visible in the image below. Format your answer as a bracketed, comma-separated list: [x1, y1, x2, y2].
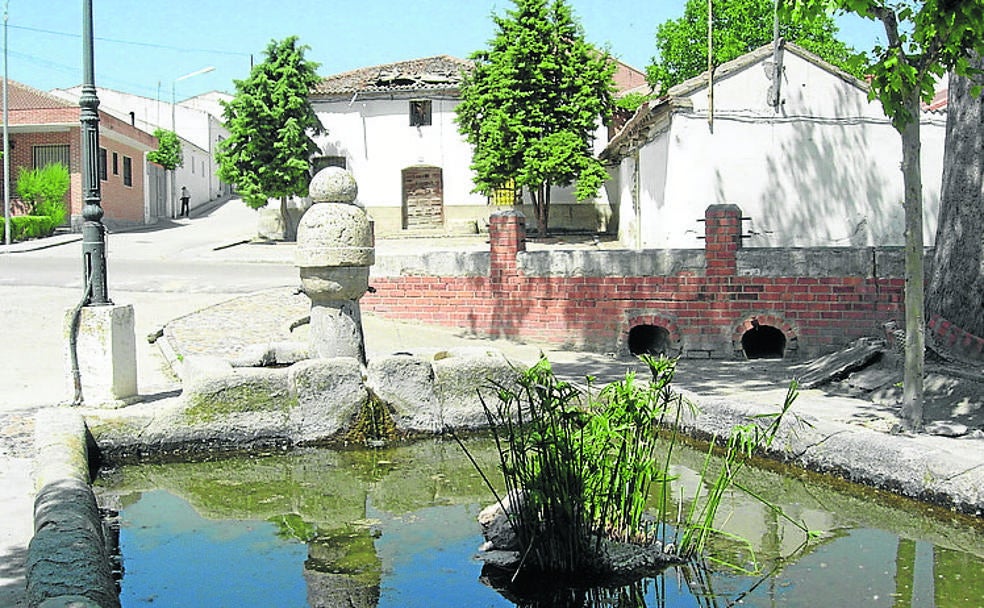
[9, 23, 250, 57]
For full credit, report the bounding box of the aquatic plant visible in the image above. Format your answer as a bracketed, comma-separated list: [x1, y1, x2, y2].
[677, 381, 815, 561]
[456, 354, 812, 580]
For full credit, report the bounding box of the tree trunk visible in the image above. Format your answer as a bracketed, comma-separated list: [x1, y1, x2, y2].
[900, 92, 925, 430]
[927, 53, 984, 339]
[280, 196, 295, 241]
[530, 183, 549, 236]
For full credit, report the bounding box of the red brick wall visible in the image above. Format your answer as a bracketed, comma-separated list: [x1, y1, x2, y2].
[362, 206, 907, 358]
[2, 128, 146, 227]
[97, 136, 146, 225]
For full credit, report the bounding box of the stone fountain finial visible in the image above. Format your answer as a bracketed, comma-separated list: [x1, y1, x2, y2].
[295, 167, 374, 363]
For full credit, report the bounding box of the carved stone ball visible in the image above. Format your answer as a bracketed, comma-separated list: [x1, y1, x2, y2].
[309, 166, 359, 205]
[296, 202, 374, 269]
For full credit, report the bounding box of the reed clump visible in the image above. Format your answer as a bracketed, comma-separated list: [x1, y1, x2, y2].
[458, 354, 812, 580]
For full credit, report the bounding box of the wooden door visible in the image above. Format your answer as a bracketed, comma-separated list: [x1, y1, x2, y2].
[401, 166, 444, 229]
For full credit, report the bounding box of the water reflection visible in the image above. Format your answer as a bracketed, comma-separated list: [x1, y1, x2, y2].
[95, 438, 984, 608]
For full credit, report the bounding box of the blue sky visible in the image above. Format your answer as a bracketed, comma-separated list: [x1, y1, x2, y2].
[5, 1, 883, 101]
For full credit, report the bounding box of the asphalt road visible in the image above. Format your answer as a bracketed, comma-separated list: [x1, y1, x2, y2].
[0, 199, 295, 410]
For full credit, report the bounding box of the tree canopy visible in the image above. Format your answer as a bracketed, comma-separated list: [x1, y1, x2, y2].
[217, 36, 324, 213]
[648, 0, 862, 94]
[147, 129, 183, 171]
[456, 0, 615, 235]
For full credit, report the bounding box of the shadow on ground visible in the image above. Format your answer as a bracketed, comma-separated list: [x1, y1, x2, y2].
[0, 544, 27, 608]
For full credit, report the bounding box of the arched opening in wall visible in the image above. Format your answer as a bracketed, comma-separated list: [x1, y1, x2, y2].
[628, 324, 670, 356]
[741, 324, 786, 359]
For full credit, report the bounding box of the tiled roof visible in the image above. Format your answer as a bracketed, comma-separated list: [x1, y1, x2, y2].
[311, 55, 473, 96]
[6, 80, 76, 110]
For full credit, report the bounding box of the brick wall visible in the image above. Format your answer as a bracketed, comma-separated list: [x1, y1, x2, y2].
[2, 129, 147, 228]
[362, 205, 907, 359]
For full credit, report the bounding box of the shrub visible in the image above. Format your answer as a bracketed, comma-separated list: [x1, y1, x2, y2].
[457, 355, 812, 581]
[17, 163, 70, 224]
[1, 215, 59, 241]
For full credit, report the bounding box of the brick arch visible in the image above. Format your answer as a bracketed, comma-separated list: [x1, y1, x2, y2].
[620, 310, 682, 356]
[731, 312, 799, 357]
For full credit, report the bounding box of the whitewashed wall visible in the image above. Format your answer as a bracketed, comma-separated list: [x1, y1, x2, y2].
[614, 50, 946, 249]
[312, 96, 485, 213]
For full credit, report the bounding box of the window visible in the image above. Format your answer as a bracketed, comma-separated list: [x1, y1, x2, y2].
[122, 156, 132, 187]
[409, 100, 432, 127]
[311, 155, 346, 174]
[32, 144, 70, 168]
[191, 155, 195, 174]
[98, 148, 107, 181]
[112, 152, 119, 175]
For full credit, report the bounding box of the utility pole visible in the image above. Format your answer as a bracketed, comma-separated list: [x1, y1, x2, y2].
[3, 1, 10, 247]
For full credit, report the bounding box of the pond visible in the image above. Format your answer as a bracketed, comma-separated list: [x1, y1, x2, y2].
[94, 437, 984, 608]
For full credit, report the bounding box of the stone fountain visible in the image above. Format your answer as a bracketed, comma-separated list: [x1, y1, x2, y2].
[295, 167, 372, 363]
[81, 167, 519, 456]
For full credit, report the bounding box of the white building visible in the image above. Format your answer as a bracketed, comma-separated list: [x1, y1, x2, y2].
[601, 42, 947, 249]
[309, 55, 642, 235]
[51, 87, 231, 219]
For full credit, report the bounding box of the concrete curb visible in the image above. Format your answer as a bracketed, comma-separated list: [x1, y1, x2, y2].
[676, 389, 984, 516]
[26, 409, 119, 608]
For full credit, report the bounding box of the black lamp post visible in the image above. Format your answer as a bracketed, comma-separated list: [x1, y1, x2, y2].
[79, 0, 109, 305]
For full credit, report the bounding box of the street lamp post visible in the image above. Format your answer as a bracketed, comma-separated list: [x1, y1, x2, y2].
[68, 0, 137, 406]
[80, 0, 108, 305]
[169, 66, 214, 217]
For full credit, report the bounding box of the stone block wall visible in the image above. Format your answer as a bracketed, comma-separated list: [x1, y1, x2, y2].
[362, 206, 907, 359]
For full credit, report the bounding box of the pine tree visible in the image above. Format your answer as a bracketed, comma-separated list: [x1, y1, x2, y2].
[217, 36, 324, 240]
[456, 0, 615, 235]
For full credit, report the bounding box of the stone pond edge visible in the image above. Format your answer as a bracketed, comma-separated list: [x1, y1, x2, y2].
[25, 384, 984, 607]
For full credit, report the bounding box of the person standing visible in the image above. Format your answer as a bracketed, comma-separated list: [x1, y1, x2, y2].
[180, 186, 190, 217]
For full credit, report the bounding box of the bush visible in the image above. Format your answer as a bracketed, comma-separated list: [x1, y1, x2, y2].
[0, 215, 60, 241]
[17, 163, 70, 224]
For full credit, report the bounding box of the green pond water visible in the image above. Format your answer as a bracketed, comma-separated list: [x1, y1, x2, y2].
[93, 437, 984, 608]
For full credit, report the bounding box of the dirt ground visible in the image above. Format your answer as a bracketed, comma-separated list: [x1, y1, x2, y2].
[830, 352, 984, 431]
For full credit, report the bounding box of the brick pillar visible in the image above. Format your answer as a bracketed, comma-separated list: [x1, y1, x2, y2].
[489, 209, 525, 279]
[704, 204, 742, 277]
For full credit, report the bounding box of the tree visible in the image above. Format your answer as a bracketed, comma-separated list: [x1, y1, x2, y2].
[927, 51, 984, 339]
[787, 1, 984, 430]
[217, 35, 324, 240]
[648, 0, 862, 94]
[148, 129, 183, 171]
[456, 0, 615, 236]
[148, 129, 183, 219]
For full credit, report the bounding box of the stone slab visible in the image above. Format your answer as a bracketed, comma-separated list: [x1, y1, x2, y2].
[793, 340, 884, 389]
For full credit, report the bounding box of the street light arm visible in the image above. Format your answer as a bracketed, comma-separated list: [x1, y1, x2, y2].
[175, 66, 216, 83]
